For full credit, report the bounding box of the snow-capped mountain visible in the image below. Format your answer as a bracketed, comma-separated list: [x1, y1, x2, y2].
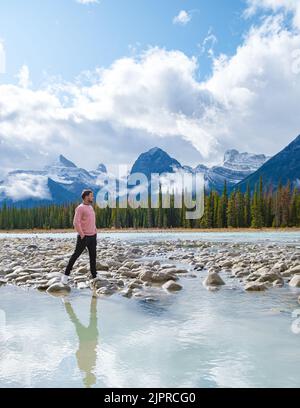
[203, 150, 270, 192]
[130, 147, 181, 178]
[0, 145, 278, 208]
[130, 147, 269, 193]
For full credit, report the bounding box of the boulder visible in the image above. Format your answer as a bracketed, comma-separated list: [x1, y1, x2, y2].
[47, 283, 71, 295]
[289, 275, 300, 288]
[203, 272, 225, 287]
[90, 278, 111, 290]
[162, 280, 183, 292]
[245, 282, 268, 292]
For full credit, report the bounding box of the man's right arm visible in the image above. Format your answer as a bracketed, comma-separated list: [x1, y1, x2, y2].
[73, 206, 85, 239]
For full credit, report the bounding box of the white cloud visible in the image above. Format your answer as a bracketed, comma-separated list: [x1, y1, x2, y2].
[173, 10, 191, 26]
[1, 3, 300, 180]
[16, 65, 31, 89]
[245, 0, 300, 29]
[0, 172, 51, 201]
[200, 28, 218, 57]
[76, 0, 99, 5]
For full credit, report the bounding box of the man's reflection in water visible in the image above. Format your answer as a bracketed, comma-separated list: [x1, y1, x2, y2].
[63, 296, 99, 388]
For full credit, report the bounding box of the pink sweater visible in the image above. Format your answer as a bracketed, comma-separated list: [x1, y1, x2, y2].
[73, 203, 97, 237]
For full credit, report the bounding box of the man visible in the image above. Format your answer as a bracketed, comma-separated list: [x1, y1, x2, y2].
[61, 189, 98, 284]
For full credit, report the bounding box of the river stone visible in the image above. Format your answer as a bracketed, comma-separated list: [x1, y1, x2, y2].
[256, 271, 282, 283]
[161, 268, 188, 275]
[245, 282, 268, 291]
[90, 278, 111, 290]
[120, 288, 133, 298]
[128, 281, 143, 289]
[15, 275, 31, 283]
[37, 284, 50, 291]
[289, 275, 300, 288]
[5, 272, 19, 280]
[139, 270, 177, 284]
[273, 279, 284, 287]
[162, 280, 183, 292]
[47, 283, 71, 295]
[119, 269, 139, 278]
[203, 272, 225, 287]
[289, 265, 300, 275]
[96, 262, 109, 271]
[160, 264, 176, 270]
[96, 286, 117, 296]
[46, 272, 64, 279]
[273, 262, 288, 272]
[76, 266, 88, 274]
[47, 277, 61, 286]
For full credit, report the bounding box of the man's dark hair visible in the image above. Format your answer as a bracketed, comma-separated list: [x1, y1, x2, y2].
[81, 189, 93, 200]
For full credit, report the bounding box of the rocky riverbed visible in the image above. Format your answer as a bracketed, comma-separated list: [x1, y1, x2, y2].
[0, 237, 300, 303]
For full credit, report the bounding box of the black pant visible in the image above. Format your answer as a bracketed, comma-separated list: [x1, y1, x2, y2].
[65, 234, 97, 278]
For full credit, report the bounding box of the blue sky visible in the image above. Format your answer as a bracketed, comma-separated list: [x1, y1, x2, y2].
[1, 0, 249, 85]
[0, 0, 300, 178]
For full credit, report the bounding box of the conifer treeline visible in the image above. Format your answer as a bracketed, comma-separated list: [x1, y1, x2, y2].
[0, 178, 299, 230]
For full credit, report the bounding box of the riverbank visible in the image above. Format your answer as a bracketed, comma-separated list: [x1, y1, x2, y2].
[0, 232, 299, 301]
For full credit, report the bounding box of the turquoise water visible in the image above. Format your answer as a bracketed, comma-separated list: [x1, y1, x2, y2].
[0, 232, 300, 388]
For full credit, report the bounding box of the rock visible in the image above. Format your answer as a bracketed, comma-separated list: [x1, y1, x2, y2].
[289, 265, 300, 275]
[47, 283, 71, 295]
[15, 275, 31, 283]
[76, 266, 88, 274]
[96, 262, 109, 271]
[139, 270, 178, 284]
[236, 270, 251, 278]
[120, 288, 133, 298]
[161, 268, 188, 275]
[37, 284, 50, 291]
[273, 262, 288, 272]
[203, 272, 225, 287]
[245, 282, 268, 292]
[256, 271, 282, 283]
[128, 281, 143, 289]
[289, 275, 300, 288]
[160, 264, 176, 270]
[47, 277, 61, 286]
[27, 244, 38, 250]
[162, 280, 183, 292]
[119, 269, 140, 278]
[90, 278, 110, 290]
[273, 279, 284, 287]
[46, 272, 64, 279]
[281, 270, 294, 278]
[220, 260, 233, 268]
[96, 285, 118, 296]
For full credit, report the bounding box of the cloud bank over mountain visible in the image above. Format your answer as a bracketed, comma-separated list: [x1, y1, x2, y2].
[0, 2, 300, 177]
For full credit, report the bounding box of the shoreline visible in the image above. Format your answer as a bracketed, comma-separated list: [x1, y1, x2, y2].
[0, 227, 300, 234]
